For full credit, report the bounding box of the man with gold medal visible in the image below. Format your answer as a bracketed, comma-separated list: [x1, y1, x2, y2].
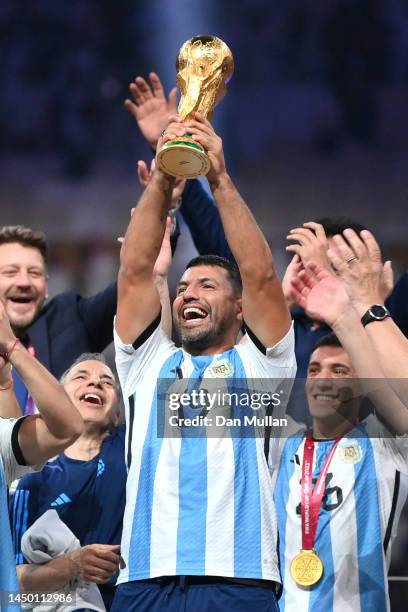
[272, 234, 408, 611]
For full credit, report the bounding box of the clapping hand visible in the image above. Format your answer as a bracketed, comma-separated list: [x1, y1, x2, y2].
[327, 229, 393, 316]
[286, 221, 332, 272]
[290, 262, 351, 327]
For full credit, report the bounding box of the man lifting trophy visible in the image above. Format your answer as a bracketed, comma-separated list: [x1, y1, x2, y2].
[156, 35, 234, 179]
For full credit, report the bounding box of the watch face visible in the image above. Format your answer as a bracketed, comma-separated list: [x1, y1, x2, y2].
[369, 305, 388, 319]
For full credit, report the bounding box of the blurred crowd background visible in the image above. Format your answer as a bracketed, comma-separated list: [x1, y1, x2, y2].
[1, 0, 407, 606]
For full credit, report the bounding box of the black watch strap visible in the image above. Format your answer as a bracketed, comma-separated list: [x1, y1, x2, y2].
[361, 304, 390, 327]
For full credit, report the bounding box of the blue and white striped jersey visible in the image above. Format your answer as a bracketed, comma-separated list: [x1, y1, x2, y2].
[0, 418, 36, 612]
[273, 418, 408, 612]
[114, 321, 296, 585]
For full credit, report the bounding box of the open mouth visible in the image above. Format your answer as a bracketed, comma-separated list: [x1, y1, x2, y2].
[80, 393, 103, 406]
[313, 394, 338, 402]
[181, 306, 209, 327]
[8, 296, 35, 305]
[7, 296, 36, 312]
[182, 306, 208, 322]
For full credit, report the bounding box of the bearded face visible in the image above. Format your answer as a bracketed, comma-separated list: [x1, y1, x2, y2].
[0, 242, 48, 333]
[173, 264, 242, 353]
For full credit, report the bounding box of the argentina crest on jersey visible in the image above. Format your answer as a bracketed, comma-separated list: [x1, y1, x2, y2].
[207, 356, 234, 378]
[337, 438, 363, 464]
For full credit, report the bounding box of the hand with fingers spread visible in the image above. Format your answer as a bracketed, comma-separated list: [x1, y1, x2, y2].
[286, 221, 332, 272]
[327, 229, 394, 316]
[125, 72, 178, 149]
[291, 262, 351, 327]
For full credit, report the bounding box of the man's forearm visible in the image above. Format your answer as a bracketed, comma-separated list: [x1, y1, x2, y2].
[350, 301, 408, 405]
[0, 382, 21, 418]
[363, 319, 408, 408]
[9, 343, 83, 440]
[210, 173, 275, 280]
[121, 171, 175, 277]
[154, 274, 172, 337]
[360, 317, 408, 379]
[331, 308, 386, 379]
[17, 555, 75, 593]
[332, 308, 408, 433]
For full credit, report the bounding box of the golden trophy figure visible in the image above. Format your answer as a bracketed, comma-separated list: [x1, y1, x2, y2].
[157, 35, 234, 179]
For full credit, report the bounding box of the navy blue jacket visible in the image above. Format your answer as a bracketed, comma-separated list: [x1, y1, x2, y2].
[180, 179, 234, 261]
[25, 282, 117, 380]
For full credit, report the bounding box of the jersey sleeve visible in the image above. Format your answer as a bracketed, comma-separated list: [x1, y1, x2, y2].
[237, 323, 297, 377]
[10, 474, 40, 565]
[377, 435, 408, 474]
[365, 415, 408, 473]
[114, 314, 176, 398]
[236, 324, 296, 408]
[0, 418, 37, 485]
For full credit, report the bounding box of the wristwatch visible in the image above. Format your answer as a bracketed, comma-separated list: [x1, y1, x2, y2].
[361, 304, 390, 327]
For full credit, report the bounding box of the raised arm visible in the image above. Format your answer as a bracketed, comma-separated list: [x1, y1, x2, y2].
[163, 113, 291, 347]
[0, 303, 83, 464]
[116, 149, 175, 344]
[291, 263, 408, 434]
[153, 216, 173, 338]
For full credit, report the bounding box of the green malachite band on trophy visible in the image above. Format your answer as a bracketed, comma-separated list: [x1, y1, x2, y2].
[162, 140, 205, 152]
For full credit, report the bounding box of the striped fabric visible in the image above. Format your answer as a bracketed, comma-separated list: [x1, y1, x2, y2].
[114, 322, 296, 585]
[274, 421, 408, 612]
[0, 418, 35, 611]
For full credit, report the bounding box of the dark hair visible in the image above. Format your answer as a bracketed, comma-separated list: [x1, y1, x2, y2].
[316, 217, 367, 238]
[185, 255, 242, 293]
[312, 332, 342, 353]
[0, 225, 48, 264]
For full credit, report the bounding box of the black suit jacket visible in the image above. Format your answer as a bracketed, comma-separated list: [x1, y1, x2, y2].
[26, 282, 117, 379]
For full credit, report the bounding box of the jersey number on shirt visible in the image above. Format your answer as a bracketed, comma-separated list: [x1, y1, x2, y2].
[296, 472, 344, 514]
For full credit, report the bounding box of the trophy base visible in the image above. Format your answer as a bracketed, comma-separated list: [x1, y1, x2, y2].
[157, 136, 210, 179]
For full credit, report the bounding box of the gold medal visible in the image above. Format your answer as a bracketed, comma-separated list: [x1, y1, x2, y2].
[290, 549, 324, 586]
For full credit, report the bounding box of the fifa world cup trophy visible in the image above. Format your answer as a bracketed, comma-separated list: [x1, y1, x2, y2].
[157, 35, 234, 179]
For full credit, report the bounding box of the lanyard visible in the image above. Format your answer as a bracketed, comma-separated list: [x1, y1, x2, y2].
[301, 437, 340, 550]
